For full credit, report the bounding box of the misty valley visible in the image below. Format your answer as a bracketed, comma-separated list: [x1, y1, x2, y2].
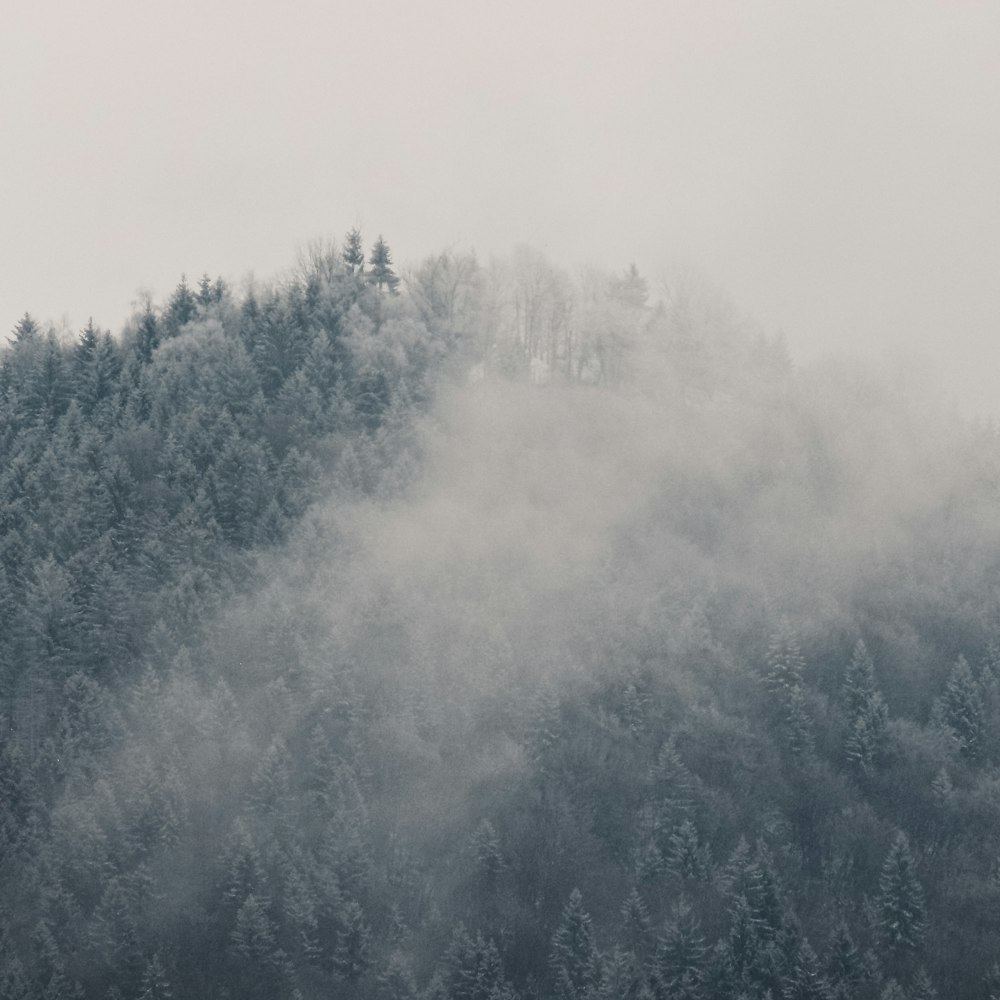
[3, 235, 1000, 1000]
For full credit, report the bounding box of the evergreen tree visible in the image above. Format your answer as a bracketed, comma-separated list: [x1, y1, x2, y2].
[655, 897, 706, 1000]
[332, 899, 371, 982]
[877, 833, 926, 953]
[664, 819, 712, 881]
[783, 940, 832, 1000]
[764, 621, 814, 756]
[137, 953, 172, 1000]
[843, 640, 889, 775]
[343, 228, 365, 275]
[10, 311, 40, 344]
[550, 889, 600, 1000]
[368, 236, 400, 293]
[940, 655, 984, 759]
[824, 922, 862, 1000]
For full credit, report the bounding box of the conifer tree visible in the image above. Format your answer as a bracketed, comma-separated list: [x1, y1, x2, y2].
[368, 236, 400, 293]
[877, 833, 926, 953]
[10, 312, 39, 344]
[664, 819, 712, 881]
[824, 922, 862, 1000]
[137, 953, 172, 1000]
[764, 621, 814, 756]
[940, 655, 984, 759]
[783, 940, 833, 1000]
[332, 899, 371, 982]
[343, 228, 365, 275]
[842, 640, 889, 775]
[655, 897, 707, 1000]
[620, 888, 653, 961]
[550, 889, 600, 1000]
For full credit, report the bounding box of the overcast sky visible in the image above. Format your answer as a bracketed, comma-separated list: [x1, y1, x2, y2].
[3, 1, 999, 413]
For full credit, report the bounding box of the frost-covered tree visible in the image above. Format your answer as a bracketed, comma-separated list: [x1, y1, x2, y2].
[878, 833, 926, 953]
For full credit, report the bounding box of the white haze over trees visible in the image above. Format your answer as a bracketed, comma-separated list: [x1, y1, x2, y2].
[3, 238, 1000, 997]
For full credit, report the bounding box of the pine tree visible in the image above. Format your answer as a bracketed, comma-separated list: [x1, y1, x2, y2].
[343, 228, 365, 275]
[824, 922, 862, 1000]
[664, 819, 712, 881]
[620, 888, 653, 962]
[10, 312, 40, 344]
[655, 897, 707, 999]
[137, 954, 172, 1000]
[550, 889, 600, 1000]
[842, 640, 889, 774]
[877, 833, 926, 953]
[764, 621, 814, 756]
[332, 899, 371, 982]
[368, 236, 400, 293]
[940, 655, 984, 759]
[783, 940, 832, 1000]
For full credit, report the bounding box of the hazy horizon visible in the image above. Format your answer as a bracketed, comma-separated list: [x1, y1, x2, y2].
[4, 0, 1000, 414]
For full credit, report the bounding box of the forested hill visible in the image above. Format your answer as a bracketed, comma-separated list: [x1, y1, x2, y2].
[3, 236, 1000, 1000]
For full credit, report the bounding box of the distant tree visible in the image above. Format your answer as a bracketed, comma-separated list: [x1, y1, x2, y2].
[133, 301, 161, 364]
[655, 896, 707, 999]
[332, 899, 371, 982]
[9, 312, 39, 344]
[824, 922, 863, 1000]
[343, 228, 365, 275]
[164, 276, 198, 335]
[620, 888, 653, 961]
[368, 236, 400, 293]
[137, 953, 172, 1000]
[783, 940, 832, 1000]
[550, 889, 600, 1000]
[939, 655, 984, 759]
[764, 622, 814, 756]
[877, 833, 926, 953]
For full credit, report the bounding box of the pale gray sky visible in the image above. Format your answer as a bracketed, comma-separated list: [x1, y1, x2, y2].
[3, 1, 999, 412]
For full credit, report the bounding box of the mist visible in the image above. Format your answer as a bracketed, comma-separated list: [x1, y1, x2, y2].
[4, 241, 1000, 998]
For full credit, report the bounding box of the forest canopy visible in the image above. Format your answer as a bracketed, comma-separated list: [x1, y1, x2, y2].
[2, 234, 1000, 1000]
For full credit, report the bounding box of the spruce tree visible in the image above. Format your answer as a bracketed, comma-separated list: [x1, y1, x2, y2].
[550, 889, 600, 1000]
[877, 833, 926, 953]
[343, 228, 365, 275]
[940, 655, 984, 759]
[368, 236, 400, 293]
[655, 897, 707, 999]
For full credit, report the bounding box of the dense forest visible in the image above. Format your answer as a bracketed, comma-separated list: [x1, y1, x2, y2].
[3, 232, 1000, 1000]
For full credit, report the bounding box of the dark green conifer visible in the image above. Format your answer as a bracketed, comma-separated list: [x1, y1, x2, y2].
[878, 833, 926, 953]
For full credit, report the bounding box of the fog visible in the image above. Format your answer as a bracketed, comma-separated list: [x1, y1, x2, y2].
[4, 1, 1000, 414]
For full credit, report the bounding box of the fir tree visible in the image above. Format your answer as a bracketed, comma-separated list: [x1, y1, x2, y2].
[550, 889, 600, 1000]
[940, 655, 984, 759]
[137, 953, 172, 1000]
[824, 922, 862, 1000]
[783, 940, 832, 1000]
[655, 896, 707, 999]
[368, 236, 400, 293]
[878, 833, 926, 953]
[343, 228, 365, 275]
